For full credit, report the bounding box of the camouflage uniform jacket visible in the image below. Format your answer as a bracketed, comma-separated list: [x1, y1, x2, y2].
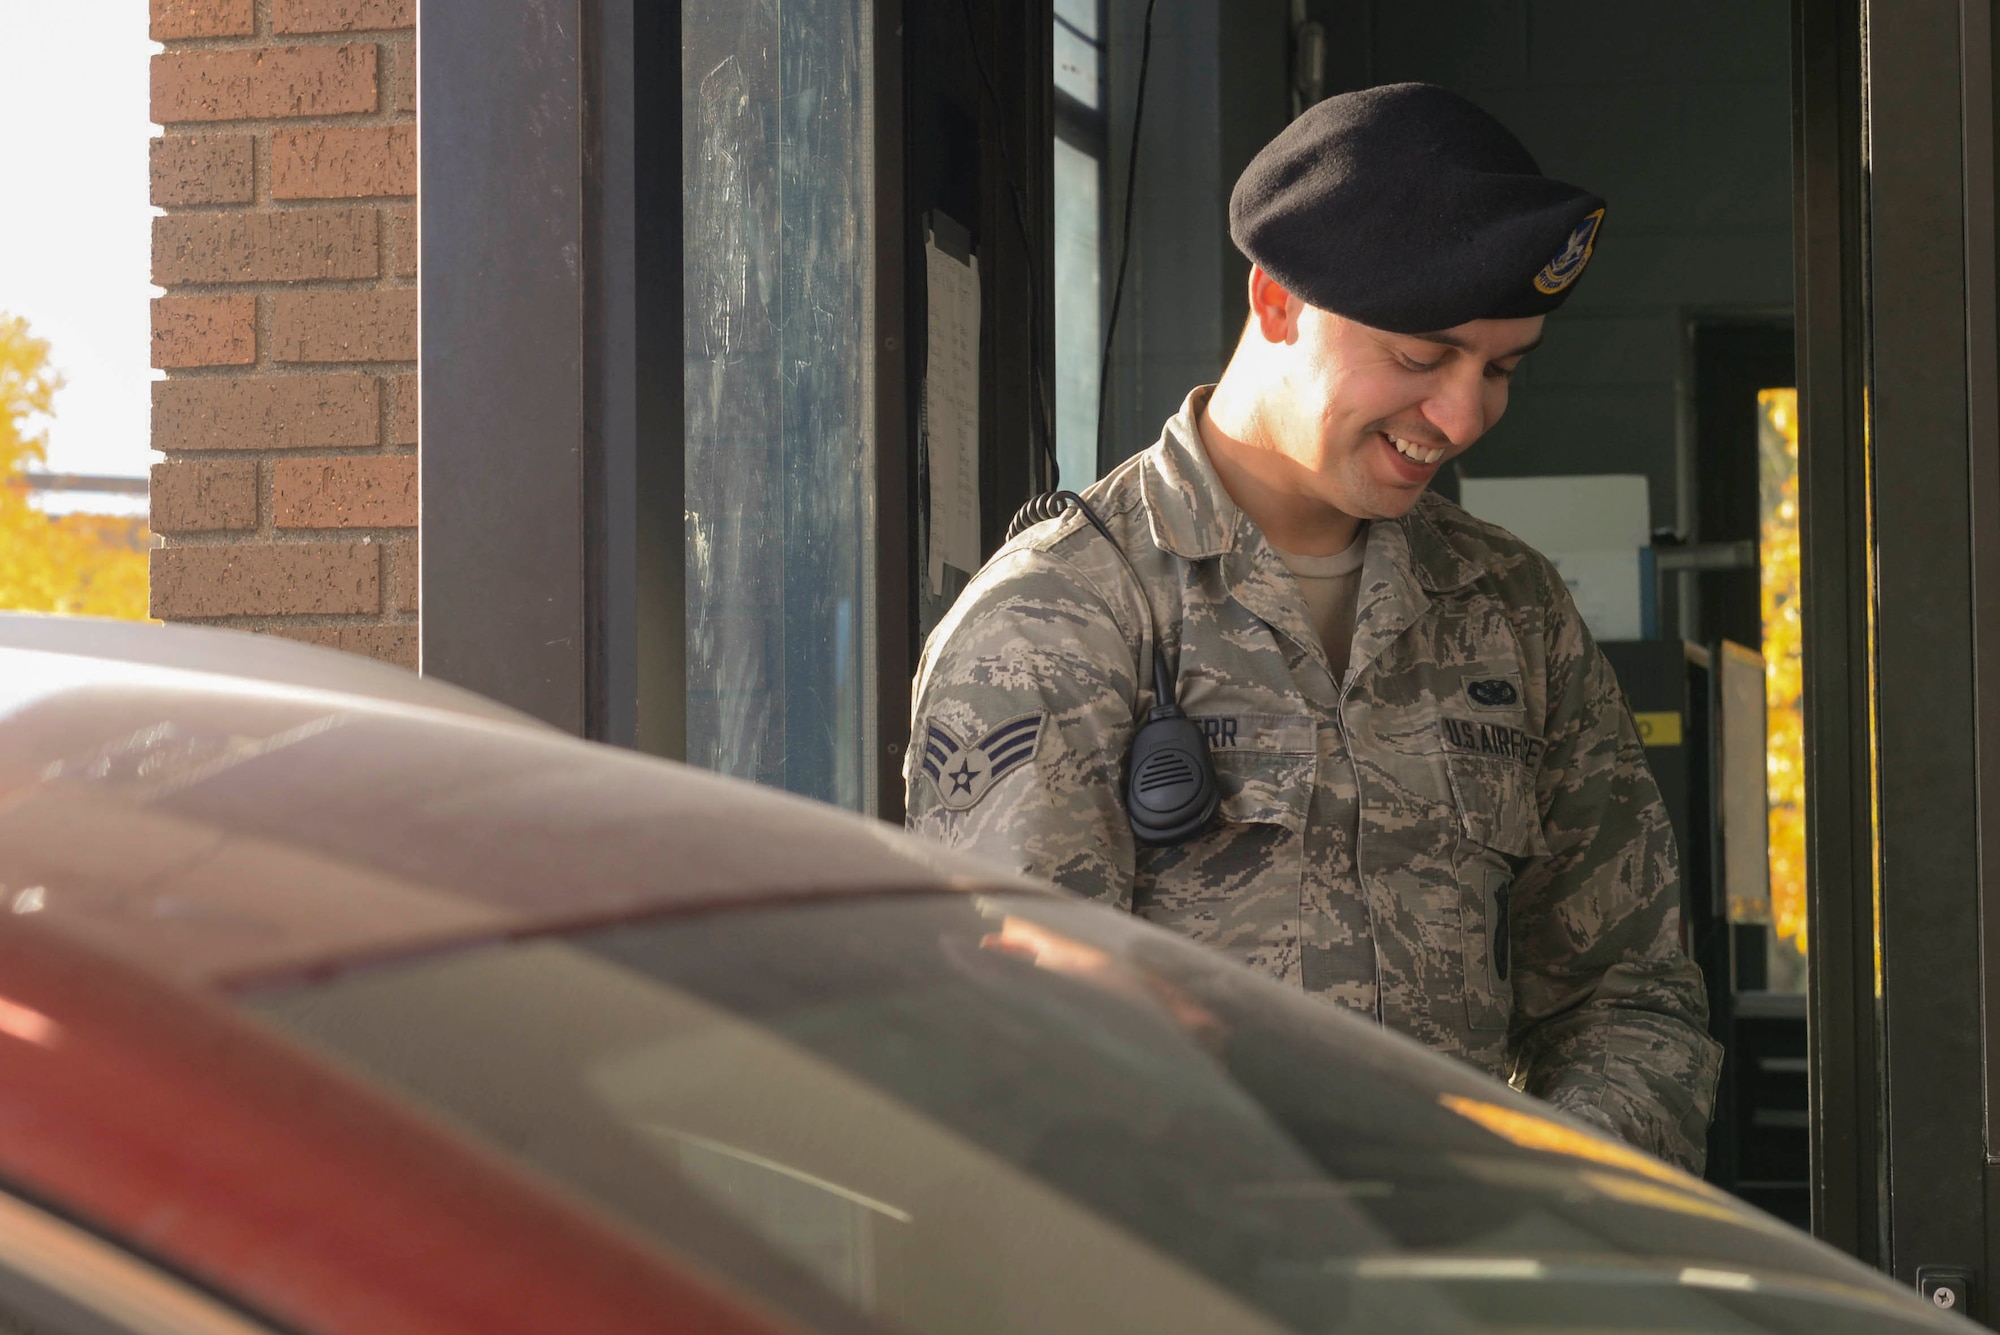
[906, 388, 1722, 1172]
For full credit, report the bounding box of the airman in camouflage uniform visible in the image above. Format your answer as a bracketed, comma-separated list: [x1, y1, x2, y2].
[908, 84, 1720, 1171]
[907, 388, 1721, 1171]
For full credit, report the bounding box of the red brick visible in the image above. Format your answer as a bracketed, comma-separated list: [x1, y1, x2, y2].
[269, 623, 417, 670]
[152, 46, 378, 124]
[151, 0, 254, 40]
[387, 373, 417, 445]
[151, 295, 255, 369]
[151, 135, 254, 207]
[273, 0, 414, 33]
[385, 207, 416, 279]
[270, 126, 414, 199]
[386, 38, 416, 115]
[385, 537, 419, 613]
[151, 542, 380, 618]
[153, 209, 379, 285]
[273, 455, 416, 528]
[272, 290, 415, 363]
[153, 375, 379, 452]
[150, 459, 258, 532]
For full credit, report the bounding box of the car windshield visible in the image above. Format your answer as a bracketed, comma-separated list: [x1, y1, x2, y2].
[246, 894, 1937, 1335]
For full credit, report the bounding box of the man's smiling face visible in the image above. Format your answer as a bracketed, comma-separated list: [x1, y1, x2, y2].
[1261, 278, 1544, 520]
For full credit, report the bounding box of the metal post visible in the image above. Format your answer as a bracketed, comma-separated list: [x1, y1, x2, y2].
[1792, 0, 1885, 1265]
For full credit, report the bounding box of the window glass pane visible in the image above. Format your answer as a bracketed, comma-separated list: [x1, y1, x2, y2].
[1054, 0, 1097, 39]
[681, 1, 877, 811]
[251, 894, 1904, 1335]
[1054, 3, 1101, 109]
[1053, 136, 1102, 491]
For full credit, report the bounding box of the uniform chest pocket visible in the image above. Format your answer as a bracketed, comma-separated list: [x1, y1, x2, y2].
[1444, 750, 1548, 1032]
[1207, 712, 1316, 834]
[1132, 719, 1313, 938]
[1444, 750, 1548, 859]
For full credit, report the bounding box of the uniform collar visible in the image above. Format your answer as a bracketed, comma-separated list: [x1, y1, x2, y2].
[1401, 495, 1488, 593]
[1139, 387, 1487, 595]
[1139, 387, 1241, 560]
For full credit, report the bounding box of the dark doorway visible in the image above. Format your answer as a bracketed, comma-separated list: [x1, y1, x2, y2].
[1685, 322, 1795, 650]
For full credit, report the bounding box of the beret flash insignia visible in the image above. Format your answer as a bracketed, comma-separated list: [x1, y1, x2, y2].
[920, 712, 1044, 811]
[1533, 208, 1605, 295]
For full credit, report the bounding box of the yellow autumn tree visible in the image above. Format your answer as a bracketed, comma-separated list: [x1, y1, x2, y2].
[1759, 388, 1806, 955]
[0, 314, 149, 618]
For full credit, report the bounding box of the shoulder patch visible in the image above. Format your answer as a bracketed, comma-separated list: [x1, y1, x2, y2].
[1533, 207, 1605, 295]
[920, 712, 1045, 811]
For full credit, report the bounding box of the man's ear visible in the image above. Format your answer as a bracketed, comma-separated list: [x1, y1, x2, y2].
[1247, 266, 1295, 343]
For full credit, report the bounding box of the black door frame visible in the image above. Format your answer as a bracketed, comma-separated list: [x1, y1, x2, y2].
[1967, 0, 2000, 1308]
[1797, 0, 2000, 1301]
[1793, 0, 1880, 1264]
[1868, 0, 1988, 1297]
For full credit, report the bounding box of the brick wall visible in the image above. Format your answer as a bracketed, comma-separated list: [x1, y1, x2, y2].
[148, 0, 418, 669]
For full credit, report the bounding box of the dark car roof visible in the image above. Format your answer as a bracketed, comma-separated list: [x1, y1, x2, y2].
[0, 615, 1042, 988]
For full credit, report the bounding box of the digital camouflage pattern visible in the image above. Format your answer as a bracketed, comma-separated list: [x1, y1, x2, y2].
[907, 388, 1722, 1172]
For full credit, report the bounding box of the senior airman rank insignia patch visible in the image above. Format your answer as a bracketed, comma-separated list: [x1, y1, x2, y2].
[920, 712, 1045, 811]
[1533, 207, 1605, 295]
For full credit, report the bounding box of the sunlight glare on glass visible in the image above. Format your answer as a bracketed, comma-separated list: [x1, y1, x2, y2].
[1054, 0, 1102, 109]
[1053, 138, 1103, 489]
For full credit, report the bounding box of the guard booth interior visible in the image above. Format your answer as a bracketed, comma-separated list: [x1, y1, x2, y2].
[419, 0, 2000, 1314]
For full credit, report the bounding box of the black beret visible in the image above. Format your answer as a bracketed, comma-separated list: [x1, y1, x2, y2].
[1229, 83, 1606, 333]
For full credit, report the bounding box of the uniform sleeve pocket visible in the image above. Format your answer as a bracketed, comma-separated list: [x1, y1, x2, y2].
[1213, 746, 1314, 834]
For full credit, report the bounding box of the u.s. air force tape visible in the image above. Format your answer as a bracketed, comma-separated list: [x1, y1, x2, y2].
[1440, 716, 1546, 768]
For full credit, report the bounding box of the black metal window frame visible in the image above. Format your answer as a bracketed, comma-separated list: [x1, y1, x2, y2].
[1796, 0, 2000, 1299]
[418, 0, 912, 817]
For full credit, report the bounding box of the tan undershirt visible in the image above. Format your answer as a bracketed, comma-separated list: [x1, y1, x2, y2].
[1271, 525, 1369, 678]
